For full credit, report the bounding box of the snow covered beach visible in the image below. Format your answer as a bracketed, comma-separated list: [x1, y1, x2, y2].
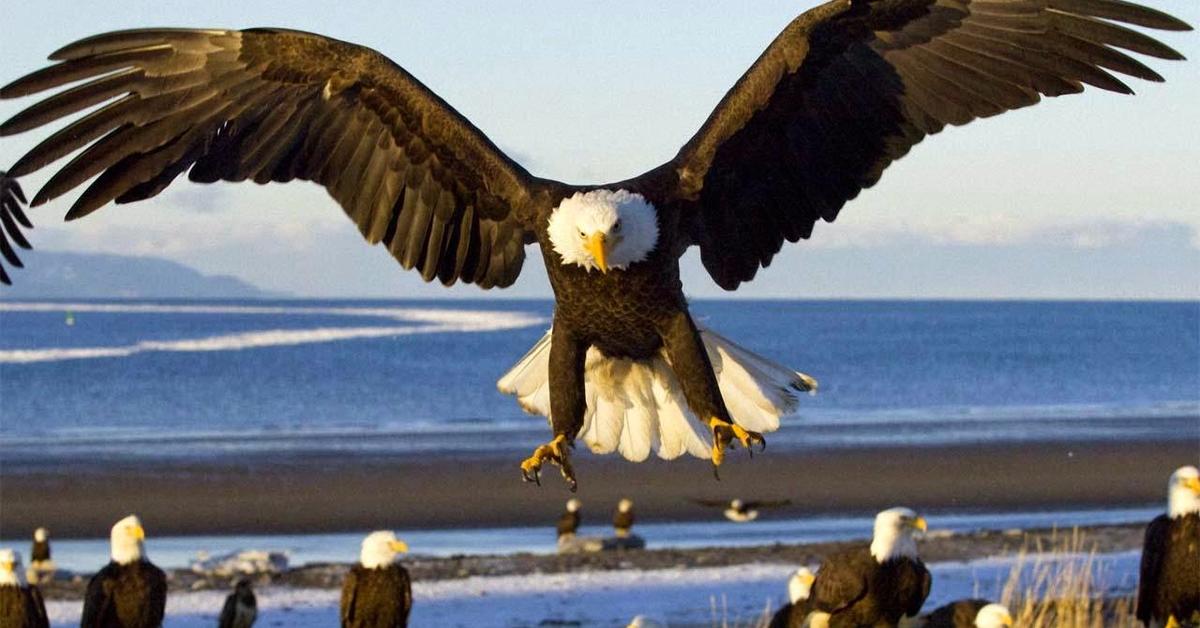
[38, 523, 1147, 627]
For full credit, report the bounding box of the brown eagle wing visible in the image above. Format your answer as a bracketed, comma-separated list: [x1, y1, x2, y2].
[637, 0, 1189, 289]
[0, 172, 32, 285]
[1, 28, 548, 288]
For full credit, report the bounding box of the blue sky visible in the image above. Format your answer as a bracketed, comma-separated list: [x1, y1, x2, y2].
[1, 1, 1197, 299]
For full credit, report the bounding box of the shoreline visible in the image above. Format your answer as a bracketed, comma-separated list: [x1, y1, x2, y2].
[1, 440, 1189, 538]
[35, 521, 1149, 600]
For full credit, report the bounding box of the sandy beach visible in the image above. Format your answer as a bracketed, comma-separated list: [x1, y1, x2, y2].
[3, 439, 1188, 537]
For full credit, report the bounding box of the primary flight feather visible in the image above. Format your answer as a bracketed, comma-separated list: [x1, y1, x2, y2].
[0, 0, 1189, 488]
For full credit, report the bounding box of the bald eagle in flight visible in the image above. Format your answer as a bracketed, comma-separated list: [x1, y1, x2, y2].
[1137, 465, 1200, 628]
[0, 1, 1190, 488]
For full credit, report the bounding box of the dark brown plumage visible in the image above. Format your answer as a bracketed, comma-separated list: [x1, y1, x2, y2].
[80, 560, 167, 628]
[28, 539, 48, 565]
[768, 597, 813, 628]
[218, 579, 257, 628]
[0, 1, 1189, 486]
[0, 584, 48, 628]
[557, 510, 580, 538]
[614, 507, 635, 536]
[809, 548, 931, 627]
[0, 171, 32, 286]
[340, 564, 412, 628]
[924, 599, 993, 627]
[1137, 512, 1200, 626]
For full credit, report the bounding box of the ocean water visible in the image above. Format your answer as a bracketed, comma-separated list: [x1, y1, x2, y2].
[0, 299, 1197, 468]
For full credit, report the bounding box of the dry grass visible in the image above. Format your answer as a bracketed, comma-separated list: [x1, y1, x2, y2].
[998, 528, 1137, 628]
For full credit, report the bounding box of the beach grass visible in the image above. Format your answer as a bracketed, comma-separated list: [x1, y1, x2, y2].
[998, 528, 1137, 628]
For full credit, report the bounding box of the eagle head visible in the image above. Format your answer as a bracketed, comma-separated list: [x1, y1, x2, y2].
[360, 530, 408, 568]
[111, 514, 147, 565]
[0, 549, 23, 587]
[1169, 465, 1200, 518]
[548, 189, 659, 273]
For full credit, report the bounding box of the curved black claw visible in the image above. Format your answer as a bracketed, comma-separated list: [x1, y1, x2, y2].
[520, 435, 577, 491]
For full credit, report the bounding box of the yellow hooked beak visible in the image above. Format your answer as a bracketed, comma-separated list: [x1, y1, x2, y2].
[584, 232, 610, 274]
[1001, 612, 1015, 627]
[911, 516, 928, 533]
[1185, 477, 1200, 495]
[389, 540, 409, 553]
[133, 525, 146, 541]
[1, 560, 13, 572]
[801, 572, 816, 587]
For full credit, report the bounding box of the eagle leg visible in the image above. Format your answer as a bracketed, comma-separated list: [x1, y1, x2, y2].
[519, 434, 577, 492]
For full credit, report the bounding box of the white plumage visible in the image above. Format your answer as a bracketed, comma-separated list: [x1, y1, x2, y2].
[498, 325, 816, 462]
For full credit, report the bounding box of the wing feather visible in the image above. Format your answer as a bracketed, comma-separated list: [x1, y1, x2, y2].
[630, 0, 1188, 289]
[1, 27, 547, 288]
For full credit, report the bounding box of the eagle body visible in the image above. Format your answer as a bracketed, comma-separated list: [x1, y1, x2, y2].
[1137, 512, 1200, 626]
[81, 561, 167, 628]
[340, 564, 412, 628]
[924, 599, 990, 628]
[769, 597, 813, 628]
[810, 549, 931, 627]
[28, 541, 48, 565]
[218, 581, 257, 628]
[0, 584, 48, 628]
[613, 509, 635, 536]
[557, 510, 581, 538]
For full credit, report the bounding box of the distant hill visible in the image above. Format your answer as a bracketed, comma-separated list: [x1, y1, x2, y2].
[0, 251, 284, 299]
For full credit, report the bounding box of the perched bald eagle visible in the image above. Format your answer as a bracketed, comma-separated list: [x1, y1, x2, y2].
[0, 2, 1190, 488]
[923, 600, 1012, 628]
[341, 531, 412, 628]
[0, 171, 31, 285]
[1137, 465, 1200, 628]
[558, 498, 582, 539]
[0, 549, 49, 628]
[768, 566, 816, 628]
[26, 528, 54, 586]
[218, 579, 258, 628]
[809, 508, 931, 627]
[613, 499, 636, 538]
[81, 515, 167, 628]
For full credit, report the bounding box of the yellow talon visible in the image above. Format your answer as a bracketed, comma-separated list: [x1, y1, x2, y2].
[707, 417, 765, 479]
[520, 434, 577, 491]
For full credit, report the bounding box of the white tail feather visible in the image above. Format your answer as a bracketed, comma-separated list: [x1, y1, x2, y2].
[497, 325, 817, 462]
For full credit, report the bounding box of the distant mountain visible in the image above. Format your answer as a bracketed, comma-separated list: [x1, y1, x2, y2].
[0, 251, 284, 299]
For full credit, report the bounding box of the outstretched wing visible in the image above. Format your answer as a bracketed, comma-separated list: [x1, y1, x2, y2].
[0, 171, 32, 285]
[689, 498, 732, 509]
[744, 499, 792, 509]
[1, 28, 549, 288]
[640, 0, 1190, 289]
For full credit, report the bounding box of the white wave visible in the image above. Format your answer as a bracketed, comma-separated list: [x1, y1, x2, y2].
[0, 302, 546, 364]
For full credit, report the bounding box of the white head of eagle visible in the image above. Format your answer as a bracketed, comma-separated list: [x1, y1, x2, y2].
[870, 507, 927, 563]
[1168, 465, 1200, 518]
[0, 548, 24, 587]
[788, 566, 815, 604]
[974, 603, 1014, 628]
[548, 189, 659, 273]
[110, 514, 146, 565]
[360, 530, 408, 569]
